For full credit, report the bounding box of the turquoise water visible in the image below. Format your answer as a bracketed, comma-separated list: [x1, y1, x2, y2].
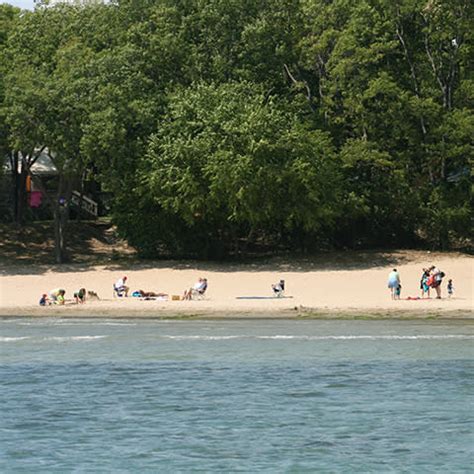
[1, 318, 473, 472]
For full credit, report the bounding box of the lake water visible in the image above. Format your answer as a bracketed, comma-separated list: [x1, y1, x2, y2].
[1, 318, 473, 472]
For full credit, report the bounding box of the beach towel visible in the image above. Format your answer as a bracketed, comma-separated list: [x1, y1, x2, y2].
[235, 296, 294, 300]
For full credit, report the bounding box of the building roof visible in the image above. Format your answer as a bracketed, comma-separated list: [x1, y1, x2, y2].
[3, 150, 58, 176]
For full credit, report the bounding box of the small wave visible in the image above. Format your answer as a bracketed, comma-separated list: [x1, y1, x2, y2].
[1, 335, 108, 343]
[161, 335, 242, 340]
[53, 322, 137, 327]
[0, 336, 31, 342]
[261, 335, 474, 340]
[44, 336, 108, 342]
[158, 334, 474, 341]
[16, 321, 136, 327]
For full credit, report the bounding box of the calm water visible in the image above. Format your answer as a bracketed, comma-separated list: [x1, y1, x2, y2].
[1, 318, 473, 472]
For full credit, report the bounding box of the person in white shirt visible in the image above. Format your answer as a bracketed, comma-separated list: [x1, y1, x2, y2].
[429, 266, 444, 299]
[114, 276, 129, 297]
[271, 279, 285, 297]
[183, 277, 207, 300]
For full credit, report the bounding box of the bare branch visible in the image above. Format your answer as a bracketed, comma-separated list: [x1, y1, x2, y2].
[283, 64, 316, 112]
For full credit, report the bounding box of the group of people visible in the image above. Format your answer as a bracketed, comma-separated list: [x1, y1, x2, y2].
[40, 275, 212, 307]
[40, 269, 456, 307]
[388, 266, 453, 300]
[40, 288, 87, 306]
[113, 275, 209, 301]
[420, 266, 453, 299]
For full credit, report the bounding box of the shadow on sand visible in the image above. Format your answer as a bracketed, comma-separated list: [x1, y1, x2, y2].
[0, 249, 452, 277]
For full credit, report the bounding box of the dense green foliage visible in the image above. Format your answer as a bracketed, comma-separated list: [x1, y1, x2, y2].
[1, 0, 472, 257]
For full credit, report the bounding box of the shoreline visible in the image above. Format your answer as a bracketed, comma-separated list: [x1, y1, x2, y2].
[0, 305, 472, 320]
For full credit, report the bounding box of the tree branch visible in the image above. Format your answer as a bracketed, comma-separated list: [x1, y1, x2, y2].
[283, 64, 316, 112]
[27, 145, 47, 169]
[395, 23, 427, 137]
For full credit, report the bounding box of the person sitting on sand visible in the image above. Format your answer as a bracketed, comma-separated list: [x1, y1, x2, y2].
[114, 276, 129, 297]
[74, 288, 86, 304]
[387, 269, 400, 300]
[39, 294, 49, 306]
[136, 290, 168, 298]
[271, 279, 285, 297]
[183, 278, 208, 300]
[49, 288, 66, 305]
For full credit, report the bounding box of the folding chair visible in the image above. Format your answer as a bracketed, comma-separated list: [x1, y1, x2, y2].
[191, 282, 208, 300]
[272, 280, 285, 298]
[113, 284, 125, 298]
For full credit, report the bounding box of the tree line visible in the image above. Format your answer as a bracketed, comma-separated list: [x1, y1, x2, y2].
[0, 0, 472, 261]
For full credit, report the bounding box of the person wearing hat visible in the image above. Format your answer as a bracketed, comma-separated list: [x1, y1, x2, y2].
[114, 276, 129, 297]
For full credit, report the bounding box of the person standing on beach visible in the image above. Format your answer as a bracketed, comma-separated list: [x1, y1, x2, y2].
[429, 266, 444, 299]
[420, 268, 430, 298]
[387, 269, 401, 300]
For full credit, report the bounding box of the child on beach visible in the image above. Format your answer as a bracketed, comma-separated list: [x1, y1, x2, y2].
[447, 279, 454, 298]
[395, 284, 402, 300]
[39, 294, 49, 306]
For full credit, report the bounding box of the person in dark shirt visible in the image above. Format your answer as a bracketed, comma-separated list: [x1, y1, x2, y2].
[39, 294, 49, 306]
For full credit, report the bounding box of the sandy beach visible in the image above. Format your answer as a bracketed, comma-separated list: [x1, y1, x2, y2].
[0, 251, 472, 319]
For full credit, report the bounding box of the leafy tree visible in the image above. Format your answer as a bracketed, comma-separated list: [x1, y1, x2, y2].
[118, 82, 342, 257]
[1, 0, 471, 259]
[4, 3, 113, 261]
[0, 4, 20, 220]
[337, 139, 420, 247]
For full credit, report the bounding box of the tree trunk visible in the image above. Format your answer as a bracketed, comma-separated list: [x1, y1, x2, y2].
[10, 151, 19, 224]
[15, 167, 27, 226]
[54, 204, 69, 264]
[53, 171, 75, 264]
